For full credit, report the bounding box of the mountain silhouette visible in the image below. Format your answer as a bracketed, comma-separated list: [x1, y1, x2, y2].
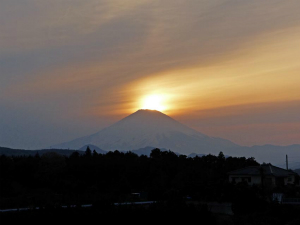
[53, 109, 238, 154]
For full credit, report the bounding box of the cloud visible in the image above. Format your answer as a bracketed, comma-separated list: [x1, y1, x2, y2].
[1, 0, 300, 148]
[174, 100, 300, 146]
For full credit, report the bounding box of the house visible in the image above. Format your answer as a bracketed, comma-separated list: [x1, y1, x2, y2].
[228, 163, 299, 187]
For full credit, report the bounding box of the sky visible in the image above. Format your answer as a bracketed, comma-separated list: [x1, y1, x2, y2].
[1, 0, 300, 149]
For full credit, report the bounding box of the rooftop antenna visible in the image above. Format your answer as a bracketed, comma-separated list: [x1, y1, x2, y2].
[286, 154, 289, 170]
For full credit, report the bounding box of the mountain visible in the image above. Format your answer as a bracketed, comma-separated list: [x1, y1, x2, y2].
[52, 110, 300, 165]
[53, 109, 238, 155]
[276, 161, 300, 170]
[187, 153, 230, 158]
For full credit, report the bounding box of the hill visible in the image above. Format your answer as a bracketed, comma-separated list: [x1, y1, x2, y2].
[0, 146, 83, 157]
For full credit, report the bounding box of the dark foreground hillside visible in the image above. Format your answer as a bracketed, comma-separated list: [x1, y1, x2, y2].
[1, 203, 300, 224]
[1, 148, 300, 224]
[0, 203, 217, 223]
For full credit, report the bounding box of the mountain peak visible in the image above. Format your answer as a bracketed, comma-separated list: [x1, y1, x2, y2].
[135, 109, 166, 115]
[137, 109, 160, 112]
[118, 108, 176, 125]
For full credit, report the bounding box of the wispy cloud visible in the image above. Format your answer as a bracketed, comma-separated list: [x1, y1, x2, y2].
[1, 0, 300, 148]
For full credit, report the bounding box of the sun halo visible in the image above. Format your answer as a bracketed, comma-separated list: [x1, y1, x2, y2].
[141, 94, 166, 112]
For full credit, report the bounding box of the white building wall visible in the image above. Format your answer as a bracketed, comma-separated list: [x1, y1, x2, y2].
[251, 176, 261, 185]
[230, 175, 297, 186]
[284, 175, 295, 185]
[229, 175, 261, 185]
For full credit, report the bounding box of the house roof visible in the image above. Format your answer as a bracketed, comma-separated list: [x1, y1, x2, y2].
[228, 164, 298, 177]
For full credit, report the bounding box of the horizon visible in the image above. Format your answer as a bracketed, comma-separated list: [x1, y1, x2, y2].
[1, 102, 300, 151]
[1, 1, 300, 150]
[1, 106, 300, 169]
[2, 108, 299, 150]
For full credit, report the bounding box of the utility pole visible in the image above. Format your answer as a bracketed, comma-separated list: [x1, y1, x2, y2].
[286, 154, 288, 170]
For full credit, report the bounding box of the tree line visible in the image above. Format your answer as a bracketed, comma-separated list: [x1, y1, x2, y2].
[1, 148, 300, 224]
[1, 148, 258, 208]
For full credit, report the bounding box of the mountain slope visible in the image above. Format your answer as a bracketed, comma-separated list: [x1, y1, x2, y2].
[53, 109, 238, 155]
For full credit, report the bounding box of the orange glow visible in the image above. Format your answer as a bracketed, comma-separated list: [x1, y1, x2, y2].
[141, 94, 167, 111]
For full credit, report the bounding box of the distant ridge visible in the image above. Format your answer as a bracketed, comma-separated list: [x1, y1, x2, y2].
[0, 146, 83, 157]
[234, 144, 300, 168]
[0, 146, 172, 157]
[1, 145, 299, 169]
[123, 146, 169, 156]
[188, 153, 206, 158]
[78, 145, 174, 156]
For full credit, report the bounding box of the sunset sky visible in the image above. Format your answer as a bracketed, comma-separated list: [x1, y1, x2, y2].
[1, 0, 300, 149]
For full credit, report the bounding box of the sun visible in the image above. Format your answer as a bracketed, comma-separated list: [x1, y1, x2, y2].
[141, 94, 166, 111]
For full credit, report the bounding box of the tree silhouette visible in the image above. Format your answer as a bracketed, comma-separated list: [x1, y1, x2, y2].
[92, 150, 98, 157]
[85, 146, 92, 157]
[150, 148, 162, 159]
